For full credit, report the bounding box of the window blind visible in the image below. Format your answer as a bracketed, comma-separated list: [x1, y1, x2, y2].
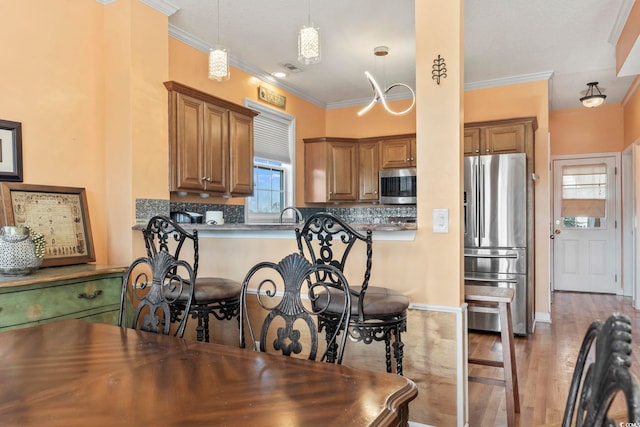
[253, 111, 291, 164]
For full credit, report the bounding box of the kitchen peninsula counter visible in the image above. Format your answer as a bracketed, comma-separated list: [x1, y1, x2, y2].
[131, 222, 417, 240]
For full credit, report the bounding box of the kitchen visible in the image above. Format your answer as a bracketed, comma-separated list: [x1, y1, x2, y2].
[1, 1, 639, 426]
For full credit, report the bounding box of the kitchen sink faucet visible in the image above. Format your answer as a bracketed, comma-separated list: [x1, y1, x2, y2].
[280, 207, 304, 224]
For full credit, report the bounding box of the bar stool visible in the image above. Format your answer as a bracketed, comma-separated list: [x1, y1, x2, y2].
[465, 285, 519, 427]
[142, 215, 240, 342]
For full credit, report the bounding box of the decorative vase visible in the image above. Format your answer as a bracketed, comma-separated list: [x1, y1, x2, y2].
[0, 226, 44, 276]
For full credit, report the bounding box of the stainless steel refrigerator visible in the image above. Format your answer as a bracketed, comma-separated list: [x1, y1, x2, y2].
[464, 153, 530, 335]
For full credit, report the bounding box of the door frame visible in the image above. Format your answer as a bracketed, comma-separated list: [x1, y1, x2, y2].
[550, 152, 622, 295]
[622, 144, 635, 300]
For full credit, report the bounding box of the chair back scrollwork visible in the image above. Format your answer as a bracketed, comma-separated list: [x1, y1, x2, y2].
[295, 212, 371, 322]
[118, 251, 195, 337]
[239, 252, 352, 364]
[143, 215, 200, 276]
[562, 312, 640, 426]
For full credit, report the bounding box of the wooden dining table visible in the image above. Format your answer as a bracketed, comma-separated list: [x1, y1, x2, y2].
[0, 319, 417, 426]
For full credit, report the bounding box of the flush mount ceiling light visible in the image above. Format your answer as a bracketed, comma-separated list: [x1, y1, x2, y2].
[358, 46, 415, 116]
[208, 0, 230, 81]
[580, 82, 606, 108]
[298, 0, 320, 65]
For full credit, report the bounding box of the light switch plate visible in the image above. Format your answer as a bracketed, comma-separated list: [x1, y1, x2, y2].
[432, 208, 449, 233]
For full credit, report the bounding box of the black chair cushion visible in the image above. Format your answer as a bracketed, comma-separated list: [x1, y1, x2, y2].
[316, 286, 409, 317]
[194, 277, 241, 302]
[166, 277, 241, 304]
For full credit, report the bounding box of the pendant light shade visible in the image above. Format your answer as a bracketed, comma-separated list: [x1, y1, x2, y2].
[357, 46, 415, 116]
[208, 0, 230, 81]
[208, 46, 229, 81]
[580, 82, 606, 108]
[298, 0, 320, 64]
[298, 26, 320, 64]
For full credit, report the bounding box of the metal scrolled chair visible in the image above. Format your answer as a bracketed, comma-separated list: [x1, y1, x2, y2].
[239, 252, 352, 364]
[561, 312, 640, 427]
[295, 212, 410, 374]
[142, 215, 240, 342]
[118, 250, 195, 337]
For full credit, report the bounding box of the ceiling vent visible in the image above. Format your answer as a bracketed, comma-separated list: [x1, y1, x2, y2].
[280, 63, 303, 73]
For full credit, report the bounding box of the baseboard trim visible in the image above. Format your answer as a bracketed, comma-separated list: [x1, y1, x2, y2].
[535, 311, 552, 323]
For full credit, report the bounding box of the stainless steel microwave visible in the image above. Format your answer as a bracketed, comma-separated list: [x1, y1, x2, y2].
[379, 168, 417, 204]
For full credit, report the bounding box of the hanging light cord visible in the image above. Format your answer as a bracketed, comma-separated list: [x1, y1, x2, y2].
[216, 0, 220, 44]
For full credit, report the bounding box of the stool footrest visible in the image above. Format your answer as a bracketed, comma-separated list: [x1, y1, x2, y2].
[469, 357, 504, 368]
[469, 375, 506, 388]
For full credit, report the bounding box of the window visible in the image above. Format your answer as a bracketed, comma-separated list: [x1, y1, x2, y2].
[244, 99, 295, 223]
[561, 163, 607, 228]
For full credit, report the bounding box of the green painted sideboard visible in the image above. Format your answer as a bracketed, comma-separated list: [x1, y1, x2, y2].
[0, 264, 127, 331]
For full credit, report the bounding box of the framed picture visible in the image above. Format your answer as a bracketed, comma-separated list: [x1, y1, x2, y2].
[0, 183, 95, 267]
[0, 120, 23, 182]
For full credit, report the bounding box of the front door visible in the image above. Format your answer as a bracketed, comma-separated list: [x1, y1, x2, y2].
[552, 156, 618, 293]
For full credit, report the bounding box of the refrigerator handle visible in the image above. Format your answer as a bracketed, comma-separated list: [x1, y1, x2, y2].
[479, 162, 485, 240]
[473, 164, 478, 242]
[464, 253, 518, 259]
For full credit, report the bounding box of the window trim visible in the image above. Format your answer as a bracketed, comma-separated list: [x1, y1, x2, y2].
[244, 99, 296, 223]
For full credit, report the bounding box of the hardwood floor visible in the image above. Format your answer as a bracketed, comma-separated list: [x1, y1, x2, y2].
[468, 291, 640, 426]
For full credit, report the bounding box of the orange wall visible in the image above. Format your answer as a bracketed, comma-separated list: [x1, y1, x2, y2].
[465, 80, 551, 318]
[0, 0, 109, 264]
[624, 77, 640, 148]
[549, 104, 624, 155]
[325, 102, 416, 138]
[617, 1, 640, 75]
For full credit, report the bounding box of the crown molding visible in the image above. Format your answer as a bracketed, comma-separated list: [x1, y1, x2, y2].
[326, 92, 413, 110]
[139, 0, 179, 16]
[96, 0, 179, 16]
[464, 71, 554, 91]
[168, 24, 327, 109]
[609, 0, 635, 45]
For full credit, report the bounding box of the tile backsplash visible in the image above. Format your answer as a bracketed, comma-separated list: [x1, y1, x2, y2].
[135, 199, 416, 225]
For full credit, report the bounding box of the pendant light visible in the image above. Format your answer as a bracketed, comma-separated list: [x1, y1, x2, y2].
[358, 46, 415, 116]
[580, 82, 606, 108]
[208, 0, 230, 81]
[298, 0, 320, 65]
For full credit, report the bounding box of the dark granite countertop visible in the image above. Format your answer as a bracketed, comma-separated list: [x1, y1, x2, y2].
[132, 222, 417, 232]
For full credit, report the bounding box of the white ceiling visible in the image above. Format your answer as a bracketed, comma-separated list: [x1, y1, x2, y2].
[166, 0, 639, 111]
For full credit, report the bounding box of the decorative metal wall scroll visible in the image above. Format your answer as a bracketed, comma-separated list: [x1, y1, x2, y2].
[432, 55, 447, 85]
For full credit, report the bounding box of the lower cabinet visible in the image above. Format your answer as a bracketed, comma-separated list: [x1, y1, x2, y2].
[0, 265, 126, 331]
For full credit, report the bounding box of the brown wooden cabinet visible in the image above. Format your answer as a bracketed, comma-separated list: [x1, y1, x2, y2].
[304, 137, 358, 203]
[165, 81, 258, 197]
[464, 118, 536, 157]
[379, 135, 416, 169]
[358, 141, 380, 201]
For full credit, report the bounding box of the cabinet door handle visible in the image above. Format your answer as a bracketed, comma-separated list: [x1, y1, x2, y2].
[78, 290, 103, 300]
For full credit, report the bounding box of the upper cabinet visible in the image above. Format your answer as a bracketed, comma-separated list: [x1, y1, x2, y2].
[165, 81, 258, 197]
[304, 137, 359, 203]
[379, 135, 417, 169]
[358, 141, 380, 201]
[464, 117, 537, 157]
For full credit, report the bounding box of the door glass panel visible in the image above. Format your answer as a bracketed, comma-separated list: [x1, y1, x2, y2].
[561, 163, 607, 229]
